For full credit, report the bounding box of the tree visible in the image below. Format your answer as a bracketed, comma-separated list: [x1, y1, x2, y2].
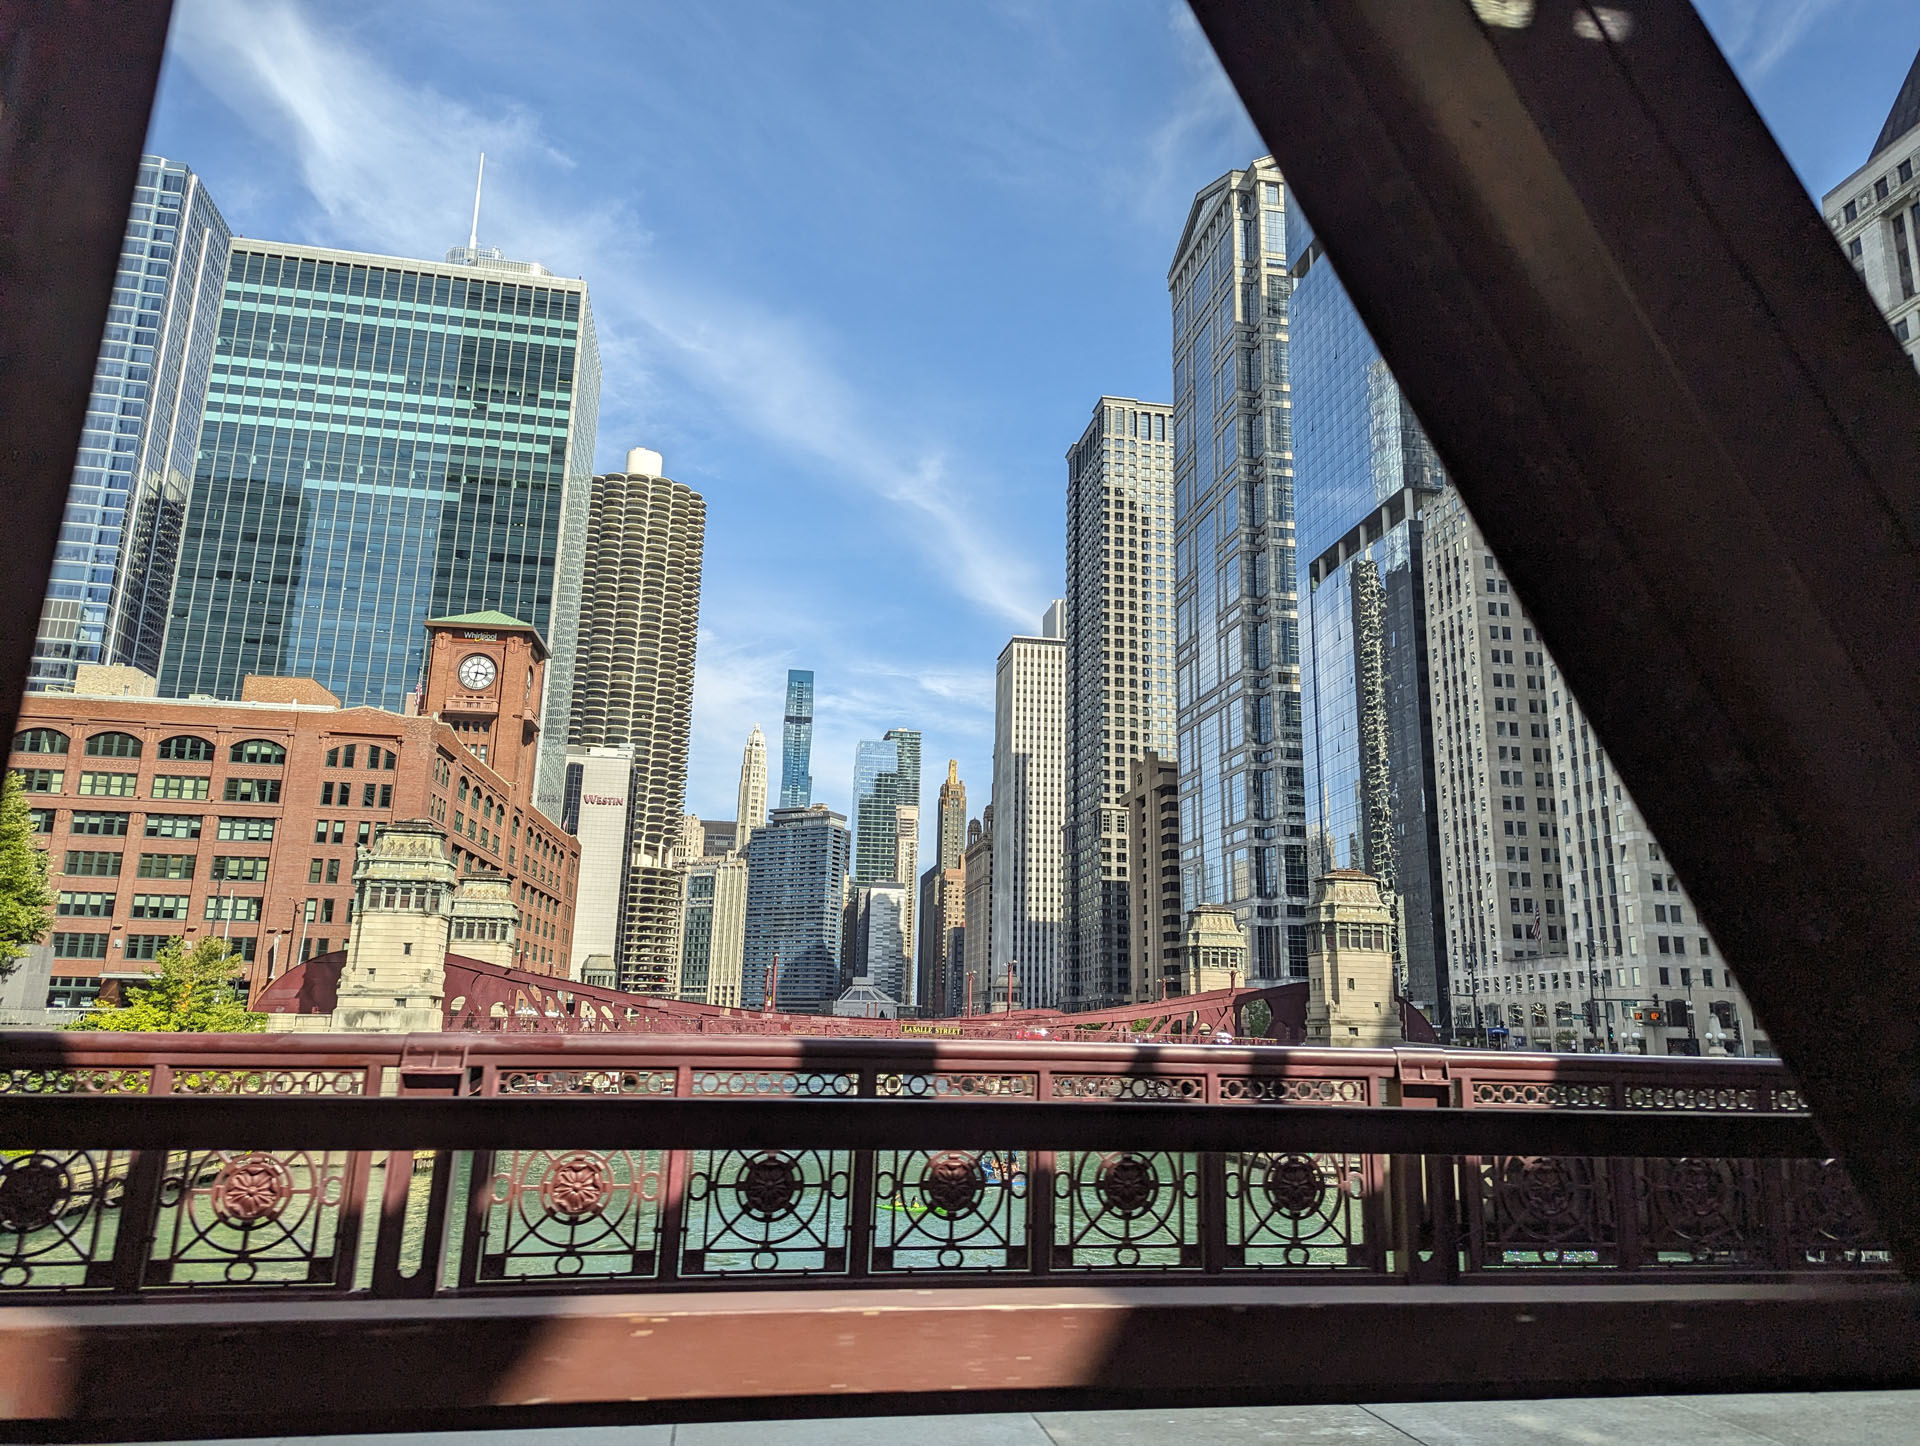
[0, 770, 54, 980]
[68, 937, 264, 1032]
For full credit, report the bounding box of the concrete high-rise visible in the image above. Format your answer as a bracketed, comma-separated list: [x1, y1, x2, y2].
[962, 807, 994, 1013]
[679, 852, 747, 1007]
[736, 725, 768, 847]
[1168, 158, 1307, 984]
[561, 743, 636, 980]
[1288, 199, 1450, 1021]
[1065, 400, 1176, 1011]
[992, 607, 1067, 1010]
[937, 759, 968, 870]
[915, 759, 969, 1015]
[568, 447, 706, 996]
[778, 670, 815, 809]
[1823, 49, 1920, 369]
[1421, 487, 1570, 1035]
[742, 804, 851, 1012]
[31, 156, 231, 695]
[158, 237, 601, 817]
[1124, 749, 1182, 1001]
[892, 803, 919, 1006]
[1421, 490, 1766, 1055]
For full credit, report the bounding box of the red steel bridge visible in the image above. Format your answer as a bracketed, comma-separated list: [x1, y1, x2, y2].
[252, 949, 1440, 1044]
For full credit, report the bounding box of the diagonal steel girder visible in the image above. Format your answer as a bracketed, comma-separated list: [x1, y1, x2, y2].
[1187, 0, 1920, 1269]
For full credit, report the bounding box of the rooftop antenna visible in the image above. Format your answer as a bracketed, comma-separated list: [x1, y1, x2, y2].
[467, 152, 485, 252]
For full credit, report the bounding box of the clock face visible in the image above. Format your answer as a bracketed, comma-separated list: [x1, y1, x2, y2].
[458, 653, 498, 690]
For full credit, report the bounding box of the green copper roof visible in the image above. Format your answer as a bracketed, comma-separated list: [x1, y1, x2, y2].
[428, 610, 536, 629]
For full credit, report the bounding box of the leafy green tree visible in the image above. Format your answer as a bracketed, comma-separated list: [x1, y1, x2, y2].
[0, 770, 54, 980]
[68, 936, 263, 1032]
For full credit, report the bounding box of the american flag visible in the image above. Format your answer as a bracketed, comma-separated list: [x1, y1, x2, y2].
[1527, 912, 1541, 941]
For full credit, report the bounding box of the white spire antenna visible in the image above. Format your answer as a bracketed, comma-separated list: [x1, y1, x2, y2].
[467, 152, 486, 251]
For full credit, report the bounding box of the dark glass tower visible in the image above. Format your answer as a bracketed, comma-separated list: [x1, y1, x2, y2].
[157, 239, 600, 813]
[1168, 158, 1306, 983]
[29, 155, 230, 692]
[778, 668, 815, 809]
[1288, 200, 1450, 1020]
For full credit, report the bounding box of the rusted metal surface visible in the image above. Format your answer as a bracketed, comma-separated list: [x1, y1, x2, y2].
[2, 1280, 1917, 1440]
[0, 1035, 1885, 1306]
[1183, 0, 1920, 1271]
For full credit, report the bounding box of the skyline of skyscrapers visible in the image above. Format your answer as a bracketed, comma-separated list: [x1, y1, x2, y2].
[25, 92, 1871, 1055]
[1169, 157, 1307, 985]
[154, 237, 601, 818]
[779, 669, 815, 809]
[1064, 398, 1176, 1010]
[31, 155, 231, 695]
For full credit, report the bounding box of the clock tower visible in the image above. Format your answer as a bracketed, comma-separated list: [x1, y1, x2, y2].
[421, 611, 549, 794]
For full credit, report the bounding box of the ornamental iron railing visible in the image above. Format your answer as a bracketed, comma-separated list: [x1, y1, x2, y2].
[0, 1033, 1889, 1299]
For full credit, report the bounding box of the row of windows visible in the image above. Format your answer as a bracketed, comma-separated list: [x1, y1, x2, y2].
[13, 729, 286, 764]
[31, 810, 276, 842]
[15, 771, 282, 803]
[324, 744, 397, 769]
[51, 936, 263, 967]
[54, 890, 264, 921]
[319, 781, 393, 807]
[61, 851, 204, 879]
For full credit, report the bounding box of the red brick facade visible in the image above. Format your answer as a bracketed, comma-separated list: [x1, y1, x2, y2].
[9, 619, 578, 1008]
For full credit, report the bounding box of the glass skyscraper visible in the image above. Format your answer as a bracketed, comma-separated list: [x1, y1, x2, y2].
[1168, 157, 1306, 982]
[850, 727, 920, 886]
[743, 804, 851, 1011]
[778, 669, 815, 809]
[1288, 201, 1451, 1018]
[30, 155, 230, 692]
[157, 239, 600, 811]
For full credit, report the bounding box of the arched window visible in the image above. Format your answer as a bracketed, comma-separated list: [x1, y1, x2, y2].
[230, 738, 287, 765]
[84, 731, 141, 758]
[157, 735, 214, 761]
[12, 728, 68, 754]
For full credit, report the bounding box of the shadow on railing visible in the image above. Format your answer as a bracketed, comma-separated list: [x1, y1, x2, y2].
[0, 1031, 1890, 1302]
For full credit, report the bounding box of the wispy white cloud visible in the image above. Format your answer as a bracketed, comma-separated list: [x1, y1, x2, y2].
[167, 0, 1046, 632]
[1703, 0, 1845, 81]
[1132, 4, 1259, 230]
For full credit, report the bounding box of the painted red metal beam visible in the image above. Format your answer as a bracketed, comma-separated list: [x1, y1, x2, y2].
[0, 1, 176, 747]
[1184, 0, 1920, 1270]
[0, 1095, 1830, 1157]
[4, 1282, 1916, 1440]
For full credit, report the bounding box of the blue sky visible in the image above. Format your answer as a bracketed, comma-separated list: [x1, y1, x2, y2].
[146, 0, 1919, 856]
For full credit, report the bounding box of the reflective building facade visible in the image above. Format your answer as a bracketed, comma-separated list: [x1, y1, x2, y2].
[850, 728, 920, 887]
[31, 156, 230, 693]
[1287, 203, 1451, 1019]
[1168, 157, 1306, 982]
[157, 240, 600, 815]
[778, 669, 814, 809]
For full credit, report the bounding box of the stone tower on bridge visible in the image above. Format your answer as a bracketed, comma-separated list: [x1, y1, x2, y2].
[1305, 869, 1403, 1048]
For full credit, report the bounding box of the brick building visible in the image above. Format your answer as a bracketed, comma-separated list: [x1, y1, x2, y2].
[9, 614, 577, 1008]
